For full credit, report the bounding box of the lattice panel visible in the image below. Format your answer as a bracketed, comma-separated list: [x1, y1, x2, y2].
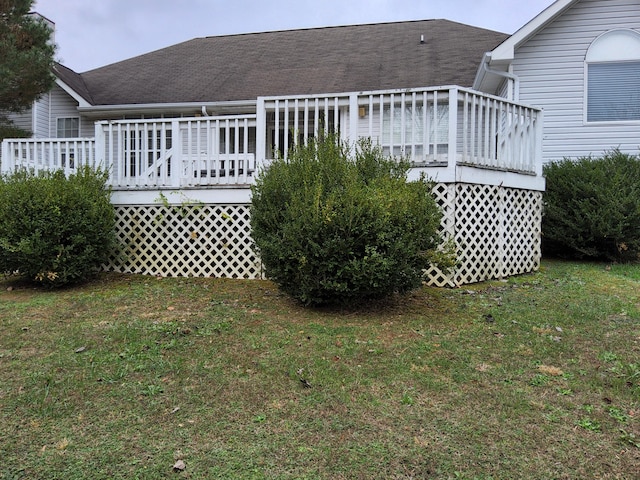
[500, 189, 543, 277]
[422, 184, 543, 287]
[103, 204, 262, 278]
[423, 183, 458, 287]
[454, 184, 504, 285]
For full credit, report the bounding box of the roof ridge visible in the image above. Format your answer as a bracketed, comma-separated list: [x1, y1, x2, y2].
[198, 18, 451, 41]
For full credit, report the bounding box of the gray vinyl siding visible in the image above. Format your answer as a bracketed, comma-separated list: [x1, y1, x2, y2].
[512, 0, 640, 163]
[7, 109, 33, 134]
[33, 93, 50, 137]
[49, 85, 93, 138]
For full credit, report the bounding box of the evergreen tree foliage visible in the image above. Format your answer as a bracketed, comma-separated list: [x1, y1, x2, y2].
[0, 0, 56, 138]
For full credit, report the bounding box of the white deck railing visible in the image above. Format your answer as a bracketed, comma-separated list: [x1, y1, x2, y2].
[0, 138, 96, 175]
[98, 115, 257, 188]
[258, 86, 542, 175]
[1, 87, 542, 189]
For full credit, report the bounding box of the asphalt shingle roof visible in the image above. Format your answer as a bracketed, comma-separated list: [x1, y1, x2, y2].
[77, 19, 508, 106]
[53, 63, 94, 104]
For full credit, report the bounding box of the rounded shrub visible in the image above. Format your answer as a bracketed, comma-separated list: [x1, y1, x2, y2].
[250, 135, 452, 306]
[0, 166, 116, 287]
[542, 150, 640, 261]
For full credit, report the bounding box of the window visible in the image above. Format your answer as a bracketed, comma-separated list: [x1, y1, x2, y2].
[586, 30, 640, 122]
[56, 117, 80, 137]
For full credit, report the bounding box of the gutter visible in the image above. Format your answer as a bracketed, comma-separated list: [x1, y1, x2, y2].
[77, 100, 257, 118]
[477, 53, 520, 102]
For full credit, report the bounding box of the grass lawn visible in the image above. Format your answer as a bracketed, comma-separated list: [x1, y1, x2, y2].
[1, 260, 638, 479]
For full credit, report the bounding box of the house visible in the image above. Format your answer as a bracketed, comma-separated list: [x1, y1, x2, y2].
[474, 0, 640, 163]
[10, 19, 509, 137]
[1, 18, 546, 286]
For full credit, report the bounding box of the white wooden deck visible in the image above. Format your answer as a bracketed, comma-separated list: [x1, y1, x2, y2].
[0, 87, 545, 285]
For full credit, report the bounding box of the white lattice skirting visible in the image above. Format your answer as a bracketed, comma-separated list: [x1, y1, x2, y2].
[104, 204, 261, 279]
[103, 183, 542, 286]
[424, 184, 542, 287]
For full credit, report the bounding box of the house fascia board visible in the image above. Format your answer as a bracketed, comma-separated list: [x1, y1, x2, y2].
[55, 78, 92, 108]
[474, 0, 577, 93]
[77, 99, 258, 118]
[490, 0, 578, 63]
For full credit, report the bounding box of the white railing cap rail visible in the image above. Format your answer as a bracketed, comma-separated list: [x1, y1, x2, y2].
[455, 86, 541, 111]
[5, 137, 96, 142]
[258, 86, 542, 113]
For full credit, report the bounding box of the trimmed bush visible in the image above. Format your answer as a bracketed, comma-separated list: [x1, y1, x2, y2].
[250, 135, 452, 306]
[0, 166, 116, 287]
[542, 150, 640, 261]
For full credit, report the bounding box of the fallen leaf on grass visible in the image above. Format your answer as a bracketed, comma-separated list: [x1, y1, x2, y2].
[533, 327, 554, 335]
[476, 363, 492, 372]
[538, 365, 564, 376]
[57, 438, 70, 451]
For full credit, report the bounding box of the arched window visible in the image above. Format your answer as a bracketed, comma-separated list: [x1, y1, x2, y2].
[586, 29, 640, 122]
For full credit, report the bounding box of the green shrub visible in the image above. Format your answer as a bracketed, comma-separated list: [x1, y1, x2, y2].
[0, 166, 116, 287]
[250, 135, 453, 306]
[542, 150, 640, 261]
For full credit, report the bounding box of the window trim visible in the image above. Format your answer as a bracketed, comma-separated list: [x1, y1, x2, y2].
[584, 29, 640, 125]
[56, 117, 80, 138]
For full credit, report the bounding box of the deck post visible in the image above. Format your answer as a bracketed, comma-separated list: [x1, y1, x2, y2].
[448, 87, 459, 172]
[94, 122, 106, 173]
[171, 119, 181, 188]
[255, 97, 267, 174]
[534, 109, 544, 177]
[0, 139, 10, 174]
[349, 93, 359, 147]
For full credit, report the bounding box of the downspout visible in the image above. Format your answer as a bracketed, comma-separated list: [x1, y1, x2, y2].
[480, 53, 520, 102]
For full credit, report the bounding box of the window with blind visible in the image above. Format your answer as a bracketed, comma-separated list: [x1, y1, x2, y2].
[56, 117, 80, 137]
[586, 30, 640, 122]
